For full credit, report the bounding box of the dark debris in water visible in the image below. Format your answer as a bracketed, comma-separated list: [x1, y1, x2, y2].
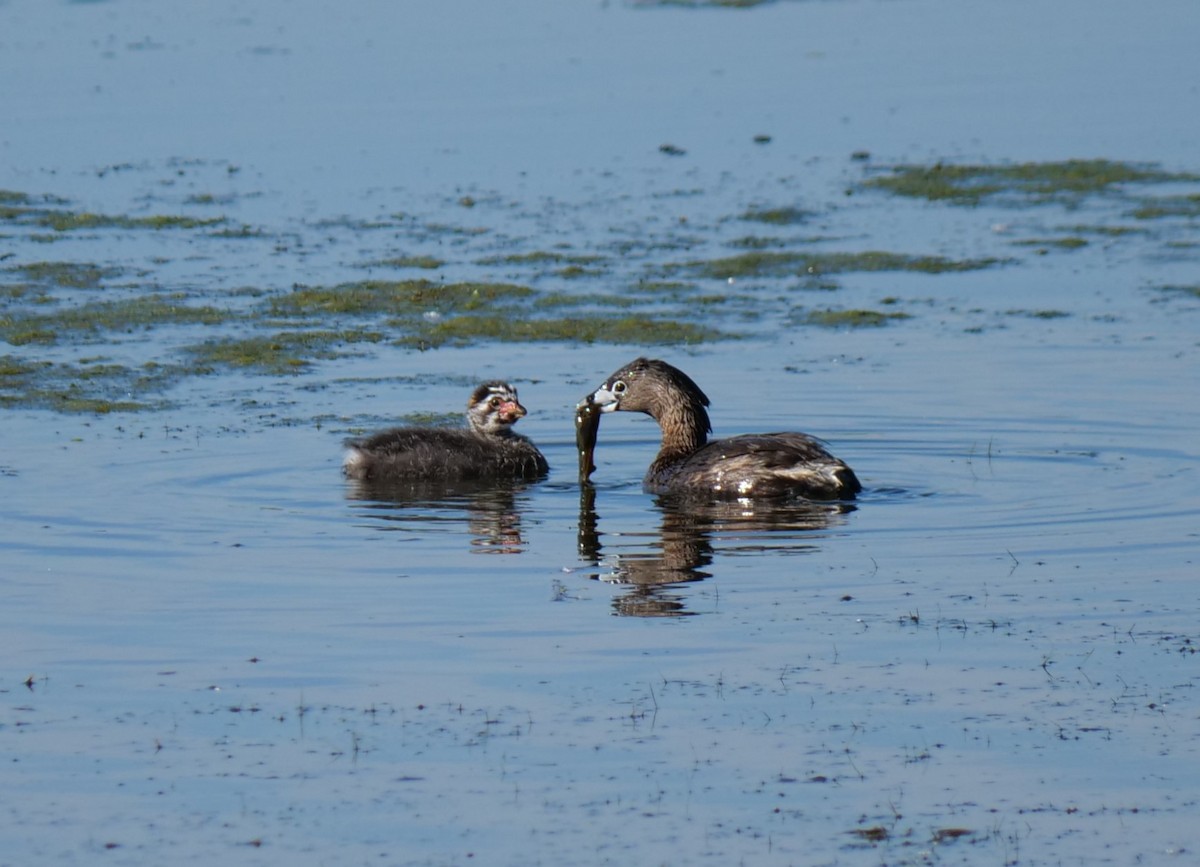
[846, 824, 975, 848]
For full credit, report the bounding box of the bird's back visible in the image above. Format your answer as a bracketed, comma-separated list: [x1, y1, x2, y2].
[647, 431, 860, 500]
[344, 427, 548, 481]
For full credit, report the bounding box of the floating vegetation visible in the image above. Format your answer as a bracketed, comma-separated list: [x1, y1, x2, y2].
[43, 211, 223, 232]
[1061, 224, 1146, 238]
[268, 280, 533, 318]
[1, 150, 1190, 417]
[848, 826, 889, 843]
[740, 206, 811, 225]
[1, 191, 227, 232]
[183, 193, 239, 206]
[1006, 309, 1071, 319]
[800, 308, 912, 328]
[635, 0, 778, 7]
[795, 277, 842, 292]
[1, 295, 229, 346]
[0, 190, 35, 205]
[400, 314, 724, 350]
[0, 353, 171, 412]
[556, 264, 606, 279]
[188, 329, 385, 374]
[1, 190, 68, 224]
[4, 261, 122, 289]
[1012, 236, 1089, 250]
[533, 291, 642, 310]
[931, 828, 974, 844]
[685, 250, 1003, 280]
[862, 159, 1199, 205]
[728, 236, 790, 250]
[1153, 284, 1200, 299]
[629, 280, 699, 297]
[310, 215, 403, 231]
[1129, 193, 1200, 220]
[474, 249, 611, 280]
[478, 251, 608, 269]
[0, 354, 44, 382]
[367, 255, 446, 270]
[210, 224, 265, 239]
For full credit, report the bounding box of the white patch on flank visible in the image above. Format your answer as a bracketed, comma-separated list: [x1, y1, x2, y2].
[343, 447, 367, 475]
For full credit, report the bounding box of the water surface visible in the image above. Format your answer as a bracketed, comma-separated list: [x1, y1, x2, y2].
[2, 1, 1199, 865]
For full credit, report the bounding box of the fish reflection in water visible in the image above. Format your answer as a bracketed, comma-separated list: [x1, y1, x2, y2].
[346, 477, 535, 554]
[578, 483, 854, 617]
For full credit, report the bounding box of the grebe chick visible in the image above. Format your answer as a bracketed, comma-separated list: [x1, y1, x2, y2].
[344, 381, 549, 481]
[581, 357, 860, 500]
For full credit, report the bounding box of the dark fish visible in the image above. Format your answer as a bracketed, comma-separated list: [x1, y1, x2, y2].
[575, 395, 601, 483]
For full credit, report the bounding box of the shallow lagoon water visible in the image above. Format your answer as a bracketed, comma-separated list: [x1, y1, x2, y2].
[3, 1, 1200, 865]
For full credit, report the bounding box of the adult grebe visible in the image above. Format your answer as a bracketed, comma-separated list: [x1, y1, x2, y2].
[580, 358, 859, 500]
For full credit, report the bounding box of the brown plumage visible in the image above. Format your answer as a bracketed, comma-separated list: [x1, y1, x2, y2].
[581, 357, 860, 500]
[343, 382, 549, 481]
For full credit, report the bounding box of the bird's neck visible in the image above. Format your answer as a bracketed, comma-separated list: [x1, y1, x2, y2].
[653, 401, 708, 462]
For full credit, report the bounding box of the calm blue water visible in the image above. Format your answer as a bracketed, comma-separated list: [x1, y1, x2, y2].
[3, 1, 1199, 865]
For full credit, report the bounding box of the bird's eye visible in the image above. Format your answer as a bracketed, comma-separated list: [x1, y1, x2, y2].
[489, 396, 503, 408]
[612, 381, 627, 395]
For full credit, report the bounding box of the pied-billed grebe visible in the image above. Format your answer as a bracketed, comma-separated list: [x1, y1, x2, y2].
[580, 357, 860, 500]
[344, 381, 549, 481]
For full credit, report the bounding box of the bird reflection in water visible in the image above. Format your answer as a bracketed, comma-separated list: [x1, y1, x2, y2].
[577, 482, 854, 617]
[346, 476, 534, 555]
